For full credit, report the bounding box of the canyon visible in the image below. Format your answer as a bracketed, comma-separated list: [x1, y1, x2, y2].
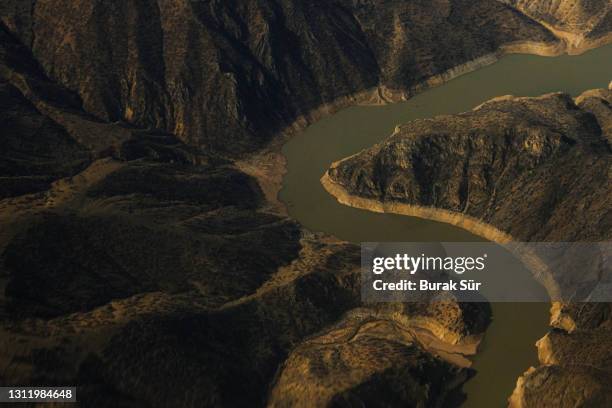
[322, 85, 612, 406]
[0, 0, 611, 407]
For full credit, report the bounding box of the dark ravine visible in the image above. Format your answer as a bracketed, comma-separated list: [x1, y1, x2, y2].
[0, 0, 611, 406]
[322, 86, 612, 406]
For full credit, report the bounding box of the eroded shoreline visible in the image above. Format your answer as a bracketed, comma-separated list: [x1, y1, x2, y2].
[272, 39, 612, 407]
[317, 79, 612, 405]
[238, 35, 612, 217]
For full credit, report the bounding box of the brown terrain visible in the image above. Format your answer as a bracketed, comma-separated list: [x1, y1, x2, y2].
[323, 87, 612, 406]
[0, 0, 611, 407]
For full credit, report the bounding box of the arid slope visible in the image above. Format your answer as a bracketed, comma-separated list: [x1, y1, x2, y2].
[0, 0, 611, 406]
[323, 86, 612, 407]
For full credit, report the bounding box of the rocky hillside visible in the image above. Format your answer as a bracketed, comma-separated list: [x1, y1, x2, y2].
[1, 0, 609, 156]
[324, 90, 611, 242]
[0, 0, 611, 407]
[0, 3, 495, 405]
[323, 86, 612, 407]
[0, 158, 489, 406]
[0, 63, 490, 406]
[500, 0, 612, 47]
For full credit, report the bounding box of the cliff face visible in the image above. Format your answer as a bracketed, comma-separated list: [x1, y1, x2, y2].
[325, 90, 611, 242]
[323, 86, 612, 407]
[0, 9, 493, 406]
[3, 0, 604, 155]
[0, 0, 611, 406]
[499, 0, 612, 45]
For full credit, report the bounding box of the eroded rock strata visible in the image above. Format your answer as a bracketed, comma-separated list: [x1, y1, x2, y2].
[0, 152, 489, 406]
[323, 86, 612, 406]
[0, 135, 489, 405]
[0, 0, 611, 406]
[500, 0, 612, 51]
[0, 7, 493, 406]
[1, 0, 610, 156]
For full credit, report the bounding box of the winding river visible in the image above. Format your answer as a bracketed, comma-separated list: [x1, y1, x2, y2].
[279, 44, 612, 407]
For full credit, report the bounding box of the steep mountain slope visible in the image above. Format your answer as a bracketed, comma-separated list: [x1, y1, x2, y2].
[4, 0, 609, 155]
[0, 138, 489, 407]
[500, 0, 612, 48]
[0, 7, 492, 405]
[323, 90, 611, 242]
[322, 86, 612, 407]
[0, 0, 611, 406]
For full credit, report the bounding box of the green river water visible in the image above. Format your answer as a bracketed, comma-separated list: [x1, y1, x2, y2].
[279, 44, 612, 407]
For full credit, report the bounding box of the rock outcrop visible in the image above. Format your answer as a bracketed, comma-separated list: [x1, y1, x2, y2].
[0, 159, 488, 407]
[0, 11, 491, 406]
[499, 0, 612, 51]
[323, 86, 612, 407]
[1, 0, 609, 155]
[0, 0, 611, 406]
[324, 90, 611, 242]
